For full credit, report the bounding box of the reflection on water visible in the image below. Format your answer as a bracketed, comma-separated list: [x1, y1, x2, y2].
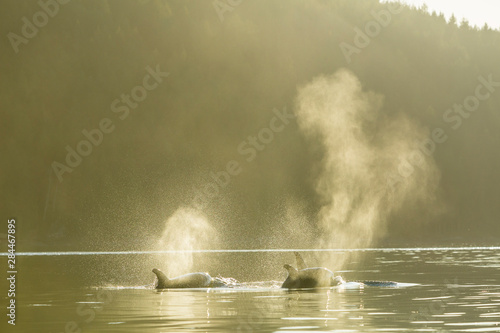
[5, 248, 500, 332]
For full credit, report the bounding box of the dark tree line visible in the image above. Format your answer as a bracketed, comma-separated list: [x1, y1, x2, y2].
[1, 0, 499, 250]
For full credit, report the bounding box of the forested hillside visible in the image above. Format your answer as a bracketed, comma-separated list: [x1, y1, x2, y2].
[1, 0, 499, 250]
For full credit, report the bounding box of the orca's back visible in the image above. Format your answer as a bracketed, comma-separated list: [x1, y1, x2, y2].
[167, 272, 212, 288]
[361, 280, 398, 287]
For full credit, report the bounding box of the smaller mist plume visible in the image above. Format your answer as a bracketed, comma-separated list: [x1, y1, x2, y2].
[157, 207, 218, 276]
[295, 69, 440, 270]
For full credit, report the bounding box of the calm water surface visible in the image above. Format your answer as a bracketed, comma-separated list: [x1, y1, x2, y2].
[4, 248, 500, 332]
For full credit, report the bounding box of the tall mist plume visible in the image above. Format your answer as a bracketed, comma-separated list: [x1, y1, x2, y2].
[157, 207, 218, 276]
[295, 69, 441, 270]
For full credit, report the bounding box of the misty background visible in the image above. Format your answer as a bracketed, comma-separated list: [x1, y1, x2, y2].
[1, 0, 500, 253]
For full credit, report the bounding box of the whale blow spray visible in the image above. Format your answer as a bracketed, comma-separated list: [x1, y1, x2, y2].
[157, 207, 218, 276]
[295, 69, 440, 270]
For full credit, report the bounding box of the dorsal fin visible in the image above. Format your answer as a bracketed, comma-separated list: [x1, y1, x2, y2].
[152, 268, 169, 288]
[283, 264, 299, 278]
[294, 252, 307, 270]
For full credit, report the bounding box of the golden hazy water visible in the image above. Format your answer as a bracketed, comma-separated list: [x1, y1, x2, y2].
[3, 249, 500, 332]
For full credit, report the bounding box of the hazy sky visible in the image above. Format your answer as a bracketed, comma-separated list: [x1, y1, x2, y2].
[394, 0, 500, 29]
